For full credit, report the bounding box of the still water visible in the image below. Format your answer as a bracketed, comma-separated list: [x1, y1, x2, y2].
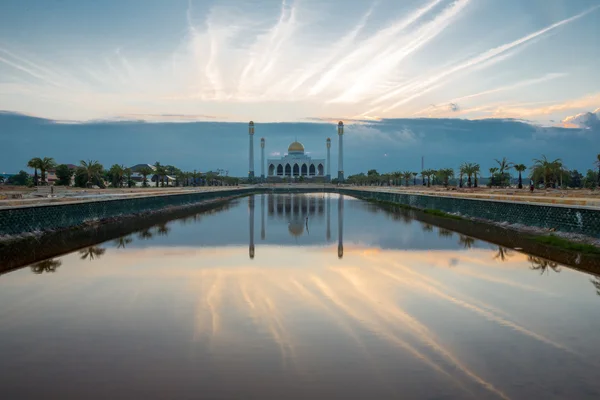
[1, 194, 600, 399]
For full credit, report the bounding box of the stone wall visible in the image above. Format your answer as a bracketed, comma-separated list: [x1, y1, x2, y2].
[0, 189, 252, 237]
[340, 189, 600, 239]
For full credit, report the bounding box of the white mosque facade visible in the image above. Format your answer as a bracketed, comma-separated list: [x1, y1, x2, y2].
[248, 120, 343, 182]
[267, 142, 326, 178]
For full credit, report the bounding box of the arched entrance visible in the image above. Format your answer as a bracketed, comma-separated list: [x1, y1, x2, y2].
[268, 164, 275, 176]
[293, 164, 300, 177]
[301, 164, 308, 176]
[309, 164, 316, 176]
[277, 164, 283, 176]
[285, 164, 291, 176]
[317, 164, 324, 176]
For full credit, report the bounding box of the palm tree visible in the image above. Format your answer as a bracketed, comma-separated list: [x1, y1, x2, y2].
[138, 166, 153, 187]
[154, 162, 163, 187]
[494, 247, 512, 262]
[472, 164, 480, 188]
[513, 164, 527, 189]
[438, 228, 454, 238]
[109, 164, 125, 188]
[0, 175, 4, 184]
[495, 157, 513, 187]
[459, 163, 467, 188]
[113, 235, 133, 249]
[38, 157, 57, 185]
[458, 235, 476, 249]
[402, 171, 413, 186]
[156, 223, 170, 236]
[531, 155, 562, 188]
[30, 258, 62, 274]
[528, 255, 561, 275]
[27, 157, 42, 186]
[80, 160, 104, 188]
[412, 172, 417, 186]
[138, 228, 154, 240]
[125, 168, 133, 188]
[489, 167, 499, 187]
[591, 277, 600, 296]
[437, 168, 454, 188]
[79, 246, 106, 261]
[463, 163, 476, 188]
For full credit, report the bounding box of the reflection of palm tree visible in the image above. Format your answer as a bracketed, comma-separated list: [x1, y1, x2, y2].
[458, 235, 476, 249]
[79, 246, 106, 261]
[422, 223, 434, 232]
[138, 229, 154, 240]
[528, 255, 561, 275]
[494, 247, 512, 262]
[591, 277, 600, 296]
[113, 235, 133, 249]
[156, 223, 170, 236]
[438, 228, 454, 238]
[31, 259, 62, 274]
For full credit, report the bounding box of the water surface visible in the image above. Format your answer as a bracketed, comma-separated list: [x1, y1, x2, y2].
[1, 194, 600, 399]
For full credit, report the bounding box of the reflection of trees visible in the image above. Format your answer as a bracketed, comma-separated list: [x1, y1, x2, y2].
[494, 247, 512, 262]
[31, 259, 62, 274]
[438, 228, 454, 238]
[113, 235, 133, 249]
[591, 277, 600, 296]
[528, 255, 561, 275]
[79, 246, 106, 261]
[137, 229, 154, 240]
[156, 223, 170, 236]
[422, 223, 434, 232]
[458, 235, 476, 249]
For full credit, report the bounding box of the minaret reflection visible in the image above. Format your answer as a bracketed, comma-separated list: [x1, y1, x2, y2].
[261, 194, 266, 240]
[326, 193, 331, 241]
[338, 194, 344, 259]
[249, 195, 255, 259]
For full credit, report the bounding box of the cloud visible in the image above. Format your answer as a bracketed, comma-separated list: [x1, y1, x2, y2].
[561, 108, 600, 129]
[269, 151, 281, 156]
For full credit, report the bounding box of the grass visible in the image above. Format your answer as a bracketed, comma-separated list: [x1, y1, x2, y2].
[534, 234, 600, 255]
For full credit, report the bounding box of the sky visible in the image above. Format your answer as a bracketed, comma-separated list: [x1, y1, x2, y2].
[0, 0, 599, 175]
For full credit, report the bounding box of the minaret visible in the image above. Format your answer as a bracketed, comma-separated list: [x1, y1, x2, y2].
[260, 137, 265, 181]
[248, 121, 255, 180]
[249, 195, 255, 259]
[338, 194, 344, 259]
[326, 193, 331, 241]
[326, 138, 331, 182]
[261, 193, 266, 240]
[337, 121, 344, 182]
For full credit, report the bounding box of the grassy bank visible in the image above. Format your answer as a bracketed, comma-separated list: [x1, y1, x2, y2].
[533, 235, 600, 255]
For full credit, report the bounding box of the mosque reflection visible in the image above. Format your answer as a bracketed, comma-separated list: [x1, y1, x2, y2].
[249, 193, 344, 259]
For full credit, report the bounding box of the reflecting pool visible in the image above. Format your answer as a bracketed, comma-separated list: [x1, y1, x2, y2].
[1, 194, 600, 399]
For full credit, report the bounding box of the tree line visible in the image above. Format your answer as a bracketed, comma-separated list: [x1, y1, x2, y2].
[2, 158, 240, 188]
[344, 154, 600, 189]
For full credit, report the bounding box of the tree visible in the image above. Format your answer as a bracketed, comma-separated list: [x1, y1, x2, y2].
[154, 162, 164, 187]
[27, 157, 42, 186]
[113, 235, 133, 249]
[462, 163, 476, 188]
[402, 171, 413, 186]
[488, 167, 498, 187]
[79, 160, 104, 188]
[0, 175, 4, 184]
[79, 246, 106, 261]
[472, 164, 480, 188]
[437, 168, 454, 188]
[531, 155, 562, 188]
[138, 166, 153, 187]
[495, 157, 512, 187]
[584, 169, 599, 189]
[30, 259, 62, 274]
[569, 170, 583, 188]
[529, 256, 560, 275]
[6, 170, 31, 186]
[125, 168, 133, 188]
[412, 172, 417, 186]
[38, 157, 57, 185]
[513, 164, 527, 189]
[459, 163, 467, 188]
[108, 164, 125, 188]
[55, 164, 73, 186]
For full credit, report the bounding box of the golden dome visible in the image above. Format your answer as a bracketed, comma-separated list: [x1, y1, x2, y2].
[288, 222, 304, 237]
[288, 141, 305, 153]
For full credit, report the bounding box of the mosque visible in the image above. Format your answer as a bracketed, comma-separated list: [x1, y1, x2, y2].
[247, 120, 345, 182]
